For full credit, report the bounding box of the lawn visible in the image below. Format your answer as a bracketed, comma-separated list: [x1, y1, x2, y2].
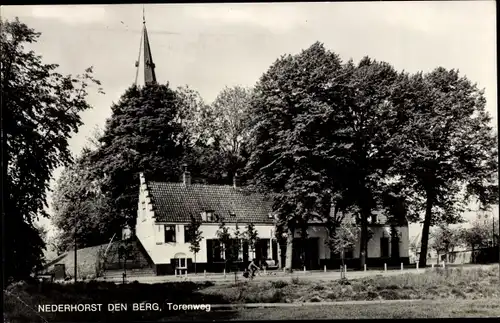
[199, 265, 500, 303]
[157, 298, 500, 320]
[231, 299, 500, 320]
[4, 265, 499, 322]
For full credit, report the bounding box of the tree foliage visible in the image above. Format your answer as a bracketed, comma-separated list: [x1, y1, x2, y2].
[179, 85, 253, 184]
[326, 220, 360, 267]
[215, 220, 232, 271]
[93, 84, 186, 230]
[430, 224, 463, 263]
[246, 42, 403, 269]
[2, 18, 102, 282]
[187, 213, 203, 273]
[246, 42, 345, 271]
[461, 216, 499, 250]
[243, 222, 259, 259]
[387, 68, 498, 266]
[51, 147, 115, 250]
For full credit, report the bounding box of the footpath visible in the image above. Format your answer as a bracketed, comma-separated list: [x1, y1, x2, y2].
[101, 263, 487, 284]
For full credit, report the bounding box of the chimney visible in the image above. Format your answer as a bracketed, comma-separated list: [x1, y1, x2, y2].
[233, 173, 240, 188]
[182, 164, 191, 186]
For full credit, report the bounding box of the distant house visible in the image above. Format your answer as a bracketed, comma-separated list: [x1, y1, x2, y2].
[135, 170, 410, 275]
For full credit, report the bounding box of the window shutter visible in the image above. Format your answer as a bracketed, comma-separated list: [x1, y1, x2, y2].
[206, 239, 213, 264]
[155, 225, 163, 244]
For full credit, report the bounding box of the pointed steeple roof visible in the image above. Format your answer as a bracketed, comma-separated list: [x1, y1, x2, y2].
[142, 15, 157, 85]
[134, 8, 158, 86]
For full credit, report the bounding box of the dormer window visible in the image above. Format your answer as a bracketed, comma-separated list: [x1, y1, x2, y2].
[229, 211, 236, 217]
[268, 212, 274, 219]
[201, 210, 217, 222]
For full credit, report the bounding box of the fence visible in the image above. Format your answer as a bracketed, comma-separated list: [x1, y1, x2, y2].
[447, 246, 499, 265]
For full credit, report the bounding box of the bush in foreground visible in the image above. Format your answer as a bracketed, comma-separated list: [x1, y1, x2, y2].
[4, 280, 229, 323]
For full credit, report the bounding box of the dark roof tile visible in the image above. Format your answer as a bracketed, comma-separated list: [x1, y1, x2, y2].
[147, 181, 274, 224]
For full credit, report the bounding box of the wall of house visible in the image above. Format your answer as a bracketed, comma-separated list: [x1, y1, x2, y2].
[352, 226, 410, 259]
[290, 225, 409, 260]
[135, 174, 410, 273]
[144, 223, 275, 265]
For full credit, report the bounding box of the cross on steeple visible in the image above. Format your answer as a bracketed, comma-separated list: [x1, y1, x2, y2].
[135, 6, 157, 86]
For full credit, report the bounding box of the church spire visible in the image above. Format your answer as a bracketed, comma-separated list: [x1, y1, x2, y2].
[142, 7, 157, 85]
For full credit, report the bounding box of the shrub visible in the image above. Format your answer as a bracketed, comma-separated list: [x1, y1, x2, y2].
[271, 280, 288, 289]
[309, 296, 322, 302]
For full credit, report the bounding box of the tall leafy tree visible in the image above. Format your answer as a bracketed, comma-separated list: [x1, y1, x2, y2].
[430, 224, 462, 264]
[325, 57, 401, 267]
[387, 68, 498, 267]
[232, 223, 242, 262]
[94, 83, 186, 230]
[187, 213, 203, 273]
[210, 86, 254, 183]
[179, 85, 253, 184]
[327, 220, 360, 272]
[243, 222, 259, 260]
[247, 43, 402, 269]
[51, 147, 115, 250]
[215, 220, 232, 272]
[1, 18, 102, 282]
[246, 42, 345, 271]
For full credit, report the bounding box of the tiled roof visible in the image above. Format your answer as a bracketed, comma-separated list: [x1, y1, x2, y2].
[146, 180, 404, 226]
[147, 181, 275, 224]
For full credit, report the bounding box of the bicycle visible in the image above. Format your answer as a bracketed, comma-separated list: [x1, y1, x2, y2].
[242, 269, 260, 280]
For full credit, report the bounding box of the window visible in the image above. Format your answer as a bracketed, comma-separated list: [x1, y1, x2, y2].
[164, 225, 176, 243]
[211, 240, 225, 262]
[184, 225, 193, 243]
[344, 247, 354, 259]
[202, 210, 216, 222]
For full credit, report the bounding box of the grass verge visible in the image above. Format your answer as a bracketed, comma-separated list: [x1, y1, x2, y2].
[232, 298, 500, 320]
[199, 265, 500, 303]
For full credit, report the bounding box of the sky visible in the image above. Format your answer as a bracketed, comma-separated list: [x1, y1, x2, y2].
[2, 2, 498, 242]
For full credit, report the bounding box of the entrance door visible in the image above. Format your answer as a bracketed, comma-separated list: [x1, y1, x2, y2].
[305, 238, 320, 269]
[291, 238, 320, 269]
[391, 237, 400, 259]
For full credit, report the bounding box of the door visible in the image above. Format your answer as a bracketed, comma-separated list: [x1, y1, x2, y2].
[306, 238, 320, 269]
[391, 237, 400, 259]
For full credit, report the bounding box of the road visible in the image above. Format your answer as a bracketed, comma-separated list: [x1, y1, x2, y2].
[101, 266, 454, 284]
[98, 263, 496, 284]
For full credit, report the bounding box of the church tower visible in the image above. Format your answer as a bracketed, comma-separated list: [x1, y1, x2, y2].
[135, 8, 157, 86]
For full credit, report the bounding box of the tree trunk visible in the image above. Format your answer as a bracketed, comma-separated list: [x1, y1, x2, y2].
[359, 209, 369, 269]
[285, 225, 294, 273]
[194, 253, 197, 274]
[419, 191, 433, 267]
[341, 248, 345, 279]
